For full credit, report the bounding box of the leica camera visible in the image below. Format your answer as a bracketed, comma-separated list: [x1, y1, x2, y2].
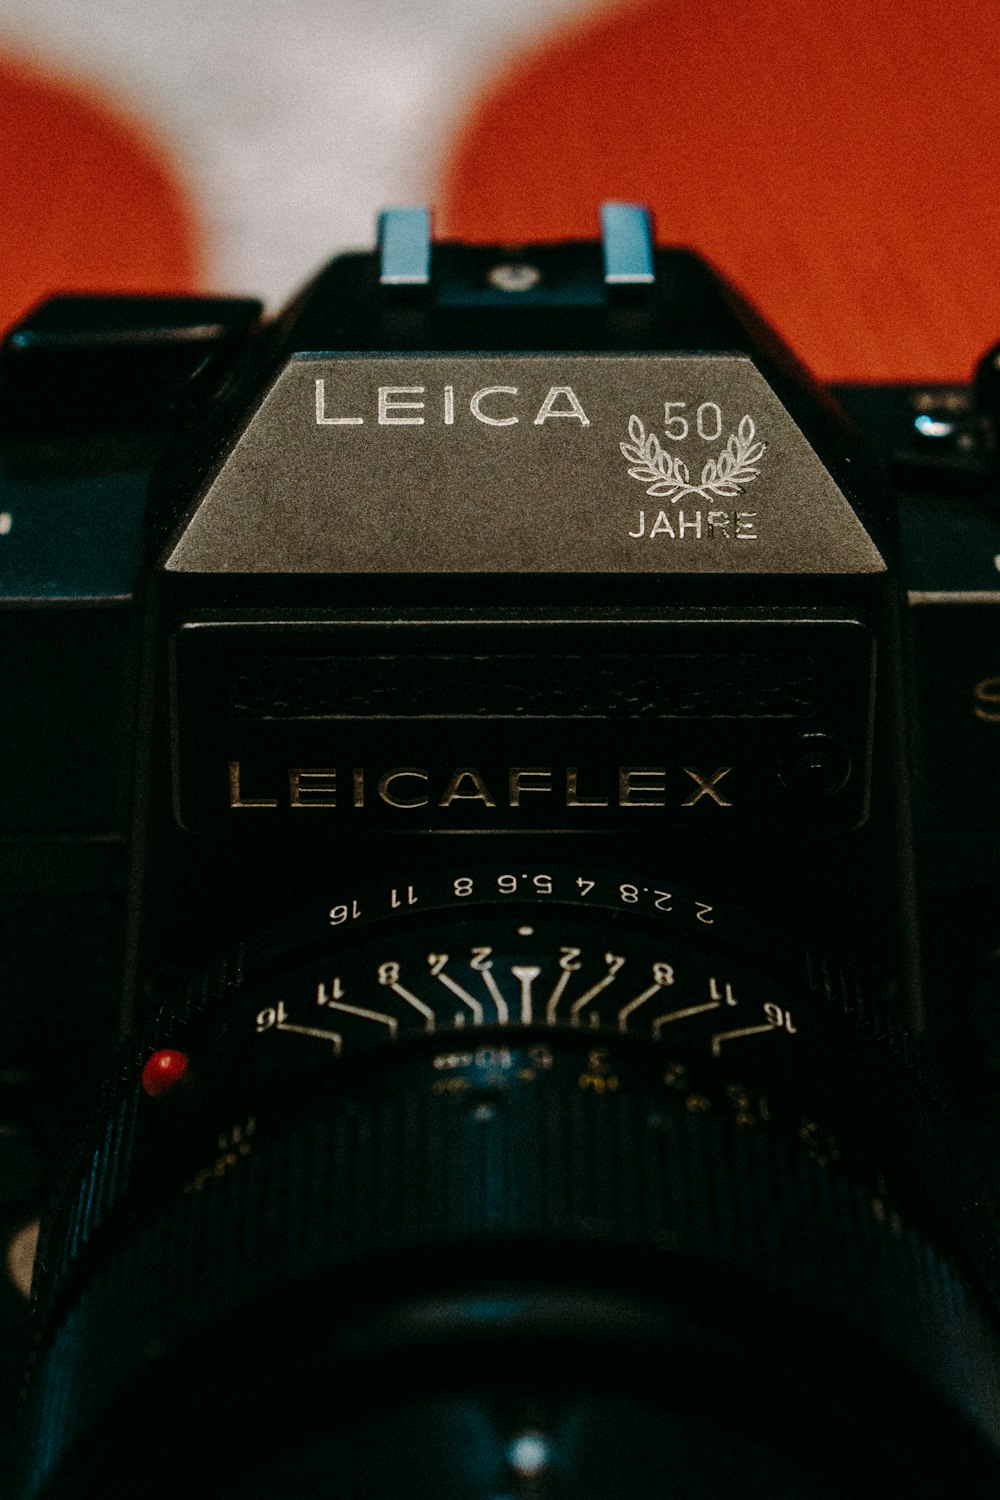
[2, 206, 1000, 1497]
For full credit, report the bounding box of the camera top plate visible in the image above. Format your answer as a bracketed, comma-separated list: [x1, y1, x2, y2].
[164, 353, 886, 578]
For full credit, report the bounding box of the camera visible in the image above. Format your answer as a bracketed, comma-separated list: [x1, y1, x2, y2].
[2, 204, 1000, 1497]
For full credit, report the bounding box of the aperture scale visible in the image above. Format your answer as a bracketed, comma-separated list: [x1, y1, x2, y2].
[243, 915, 798, 1070]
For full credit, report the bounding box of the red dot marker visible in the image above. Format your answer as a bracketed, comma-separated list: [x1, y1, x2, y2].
[141, 1049, 190, 1099]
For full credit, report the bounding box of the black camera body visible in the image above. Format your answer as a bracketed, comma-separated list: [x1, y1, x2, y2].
[3, 207, 1000, 1496]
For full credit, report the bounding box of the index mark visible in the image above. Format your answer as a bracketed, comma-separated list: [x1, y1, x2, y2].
[390, 982, 436, 1030]
[710, 1020, 779, 1057]
[277, 1021, 344, 1052]
[511, 966, 542, 1025]
[434, 970, 484, 1025]
[652, 1000, 721, 1037]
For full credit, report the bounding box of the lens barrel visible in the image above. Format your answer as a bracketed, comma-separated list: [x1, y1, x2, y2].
[19, 875, 1000, 1498]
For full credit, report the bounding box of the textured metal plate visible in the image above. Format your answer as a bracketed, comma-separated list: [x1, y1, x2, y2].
[171, 616, 875, 832]
[166, 354, 885, 576]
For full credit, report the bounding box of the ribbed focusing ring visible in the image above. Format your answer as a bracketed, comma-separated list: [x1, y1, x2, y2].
[22, 1034, 1000, 1498]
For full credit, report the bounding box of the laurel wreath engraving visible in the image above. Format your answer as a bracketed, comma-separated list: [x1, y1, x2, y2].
[620, 414, 766, 501]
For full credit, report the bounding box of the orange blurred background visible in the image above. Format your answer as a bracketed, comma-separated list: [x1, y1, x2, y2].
[1, 0, 997, 382]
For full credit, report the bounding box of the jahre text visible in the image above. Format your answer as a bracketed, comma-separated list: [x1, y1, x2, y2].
[628, 509, 757, 540]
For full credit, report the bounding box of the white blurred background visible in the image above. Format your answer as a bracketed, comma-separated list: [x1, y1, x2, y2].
[0, 0, 595, 300]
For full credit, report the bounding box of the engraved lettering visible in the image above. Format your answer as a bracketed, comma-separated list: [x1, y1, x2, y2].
[314, 378, 363, 425]
[628, 508, 756, 542]
[662, 402, 689, 441]
[228, 760, 278, 809]
[619, 767, 667, 807]
[225, 763, 743, 814]
[438, 767, 497, 808]
[470, 386, 519, 426]
[974, 676, 1000, 723]
[696, 401, 723, 441]
[533, 386, 591, 426]
[378, 768, 429, 808]
[681, 766, 733, 807]
[509, 767, 553, 806]
[378, 386, 426, 425]
[289, 768, 337, 807]
[565, 767, 609, 808]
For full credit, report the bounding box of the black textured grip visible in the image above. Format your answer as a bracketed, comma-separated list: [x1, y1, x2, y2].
[22, 1038, 1000, 1497]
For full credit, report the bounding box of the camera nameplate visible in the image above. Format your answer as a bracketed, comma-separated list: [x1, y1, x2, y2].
[165, 354, 886, 577]
[171, 615, 875, 833]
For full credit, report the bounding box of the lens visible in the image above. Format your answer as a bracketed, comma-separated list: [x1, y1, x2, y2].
[20, 867, 1000, 1498]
